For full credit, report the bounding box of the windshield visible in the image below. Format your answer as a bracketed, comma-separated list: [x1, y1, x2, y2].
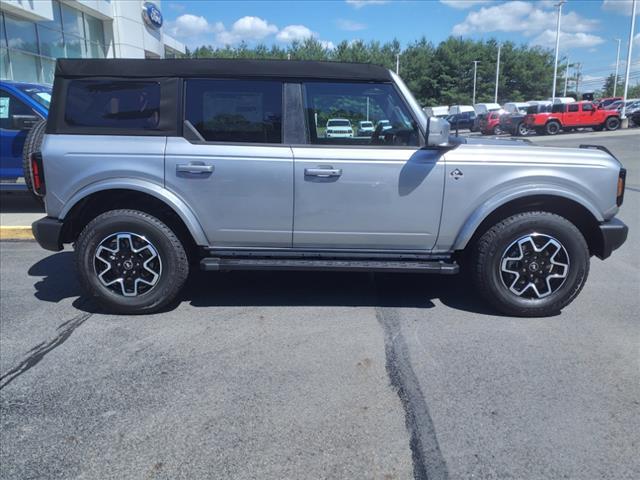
[17, 84, 52, 109]
[327, 120, 350, 127]
[360, 121, 373, 127]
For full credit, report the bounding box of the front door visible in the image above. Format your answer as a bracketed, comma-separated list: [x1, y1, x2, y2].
[165, 79, 293, 248]
[292, 81, 444, 250]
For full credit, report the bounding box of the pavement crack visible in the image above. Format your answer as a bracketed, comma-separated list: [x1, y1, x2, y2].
[375, 305, 449, 480]
[0, 311, 92, 390]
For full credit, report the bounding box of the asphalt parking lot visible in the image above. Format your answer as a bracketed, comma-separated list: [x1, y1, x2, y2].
[1, 130, 639, 479]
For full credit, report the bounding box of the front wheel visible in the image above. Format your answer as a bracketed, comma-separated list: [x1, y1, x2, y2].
[605, 116, 620, 131]
[516, 122, 528, 137]
[471, 212, 590, 317]
[75, 209, 189, 314]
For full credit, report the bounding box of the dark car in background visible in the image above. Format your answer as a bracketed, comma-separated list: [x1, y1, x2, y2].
[446, 110, 476, 131]
[0, 81, 50, 192]
[499, 102, 531, 136]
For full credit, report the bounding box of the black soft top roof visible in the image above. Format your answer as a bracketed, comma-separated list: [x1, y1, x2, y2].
[54, 58, 393, 81]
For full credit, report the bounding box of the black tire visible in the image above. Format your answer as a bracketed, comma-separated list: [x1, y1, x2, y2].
[75, 209, 190, 314]
[516, 122, 528, 137]
[471, 212, 590, 317]
[605, 116, 620, 131]
[21, 119, 46, 205]
[545, 121, 561, 135]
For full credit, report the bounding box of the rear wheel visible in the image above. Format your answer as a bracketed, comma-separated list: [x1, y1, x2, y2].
[75, 209, 189, 314]
[605, 116, 620, 131]
[21, 119, 46, 205]
[545, 121, 561, 135]
[492, 125, 502, 135]
[471, 212, 589, 317]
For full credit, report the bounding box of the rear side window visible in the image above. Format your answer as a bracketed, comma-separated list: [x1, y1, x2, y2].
[185, 79, 282, 144]
[65, 80, 160, 129]
[568, 104, 579, 112]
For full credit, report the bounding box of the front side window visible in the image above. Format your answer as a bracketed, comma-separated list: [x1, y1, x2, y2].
[303, 82, 419, 147]
[582, 103, 594, 112]
[185, 79, 282, 144]
[65, 80, 160, 129]
[0, 90, 33, 129]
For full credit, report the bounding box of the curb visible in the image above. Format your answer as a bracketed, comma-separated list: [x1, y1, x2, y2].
[0, 226, 35, 241]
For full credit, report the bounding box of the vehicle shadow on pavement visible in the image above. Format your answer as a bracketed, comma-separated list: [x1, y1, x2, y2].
[28, 252, 499, 316]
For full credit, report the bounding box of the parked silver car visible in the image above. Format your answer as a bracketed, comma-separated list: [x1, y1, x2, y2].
[31, 58, 628, 316]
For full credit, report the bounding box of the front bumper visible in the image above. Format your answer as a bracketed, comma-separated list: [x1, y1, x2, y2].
[596, 218, 628, 259]
[32, 217, 64, 251]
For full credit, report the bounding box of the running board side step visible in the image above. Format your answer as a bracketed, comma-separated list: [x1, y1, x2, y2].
[200, 258, 459, 274]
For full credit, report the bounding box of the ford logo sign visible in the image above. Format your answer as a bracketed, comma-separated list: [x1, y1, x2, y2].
[142, 2, 163, 29]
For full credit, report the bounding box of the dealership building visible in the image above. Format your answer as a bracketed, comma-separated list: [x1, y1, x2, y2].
[0, 0, 185, 84]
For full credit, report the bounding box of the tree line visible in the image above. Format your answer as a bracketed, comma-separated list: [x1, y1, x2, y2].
[186, 37, 637, 106]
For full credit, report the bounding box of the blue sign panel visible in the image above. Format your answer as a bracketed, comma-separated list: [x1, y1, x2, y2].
[142, 2, 163, 29]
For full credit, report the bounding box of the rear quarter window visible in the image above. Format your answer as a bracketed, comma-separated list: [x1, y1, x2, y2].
[64, 80, 160, 129]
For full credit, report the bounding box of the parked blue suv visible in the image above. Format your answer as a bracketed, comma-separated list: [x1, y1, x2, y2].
[0, 81, 51, 190]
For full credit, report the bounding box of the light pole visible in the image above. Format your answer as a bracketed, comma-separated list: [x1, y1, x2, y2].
[613, 38, 621, 97]
[396, 53, 399, 74]
[472, 60, 479, 105]
[621, 0, 637, 124]
[563, 57, 570, 96]
[494, 44, 500, 103]
[551, 0, 565, 101]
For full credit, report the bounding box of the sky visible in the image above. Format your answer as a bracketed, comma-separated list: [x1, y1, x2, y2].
[163, 0, 640, 92]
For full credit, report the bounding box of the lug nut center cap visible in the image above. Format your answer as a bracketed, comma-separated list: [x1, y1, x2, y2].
[528, 262, 539, 272]
[123, 260, 134, 270]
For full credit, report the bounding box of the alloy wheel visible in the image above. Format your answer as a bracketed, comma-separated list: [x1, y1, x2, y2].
[94, 232, 162, 297]
[499, 233, 570, 299]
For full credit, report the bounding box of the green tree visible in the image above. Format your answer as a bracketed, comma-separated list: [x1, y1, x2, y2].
[602, 74, 624, 97]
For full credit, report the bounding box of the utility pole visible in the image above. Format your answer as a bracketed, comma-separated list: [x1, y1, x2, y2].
[494, 44, 500, 103]
[551, 0, 565, 101]
[396, 53, 399, 74]
[613, 38, 621, 97]
[575, 63, 582, 98]
[563, 57, 570, 96]
[472, 60, 479, 105]
[621, 0, 637, 125]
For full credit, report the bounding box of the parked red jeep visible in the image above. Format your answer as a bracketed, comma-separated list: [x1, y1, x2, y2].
[524, 101, 620, 135]
[478, 110, 504, 135]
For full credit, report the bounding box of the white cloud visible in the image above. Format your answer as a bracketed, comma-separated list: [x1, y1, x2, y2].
[321, 40, 337, 50]
[602, 0, 639, 16]
[346, 0, 389, 8]
[440, 0, 492, 10]
[276, 25, 316, 42]
[217, 16, 278, 45]
[336, 18, 367, 31]
[167, 14, 220, 38]
[452, 1, 598, 38]
[531, 31, 605, 50]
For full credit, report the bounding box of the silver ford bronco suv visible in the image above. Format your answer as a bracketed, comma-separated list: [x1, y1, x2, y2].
[30, 59, 628, 316]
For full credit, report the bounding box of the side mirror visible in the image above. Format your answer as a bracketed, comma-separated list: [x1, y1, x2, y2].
[426, 116, 451, 146]
[11, 114, 40, 131]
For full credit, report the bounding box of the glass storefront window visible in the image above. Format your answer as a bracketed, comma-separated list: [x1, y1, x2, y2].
[88, 41, 105, 59]
[40, 57, 56, 84]
[1, 13, 7, 49]
[39, 0, 63, 30]
[61, 3, 84, 37]
[84, 15, 104, 45]
[64, 34, 86, 58]
[4, 15, 38, 54]
[0, 48, 10, 79]
[8, 50, 40, 83]
[37, 25, 65, 58]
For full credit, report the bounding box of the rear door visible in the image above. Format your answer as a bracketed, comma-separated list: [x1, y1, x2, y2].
[564, 103, 580, 126]
[292, 81, 444, 250]
[165, 79, 293, 248]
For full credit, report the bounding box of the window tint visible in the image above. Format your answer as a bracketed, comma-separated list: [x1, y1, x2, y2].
[582, 103, 594, 111]
[551, 104, 565, 113]
[568, 104, 579, 112]
[0, 91, 34, 129]
[304, 82, 419, 146]
[65, 80, 160, 129]
[185, 79, 282, 144]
